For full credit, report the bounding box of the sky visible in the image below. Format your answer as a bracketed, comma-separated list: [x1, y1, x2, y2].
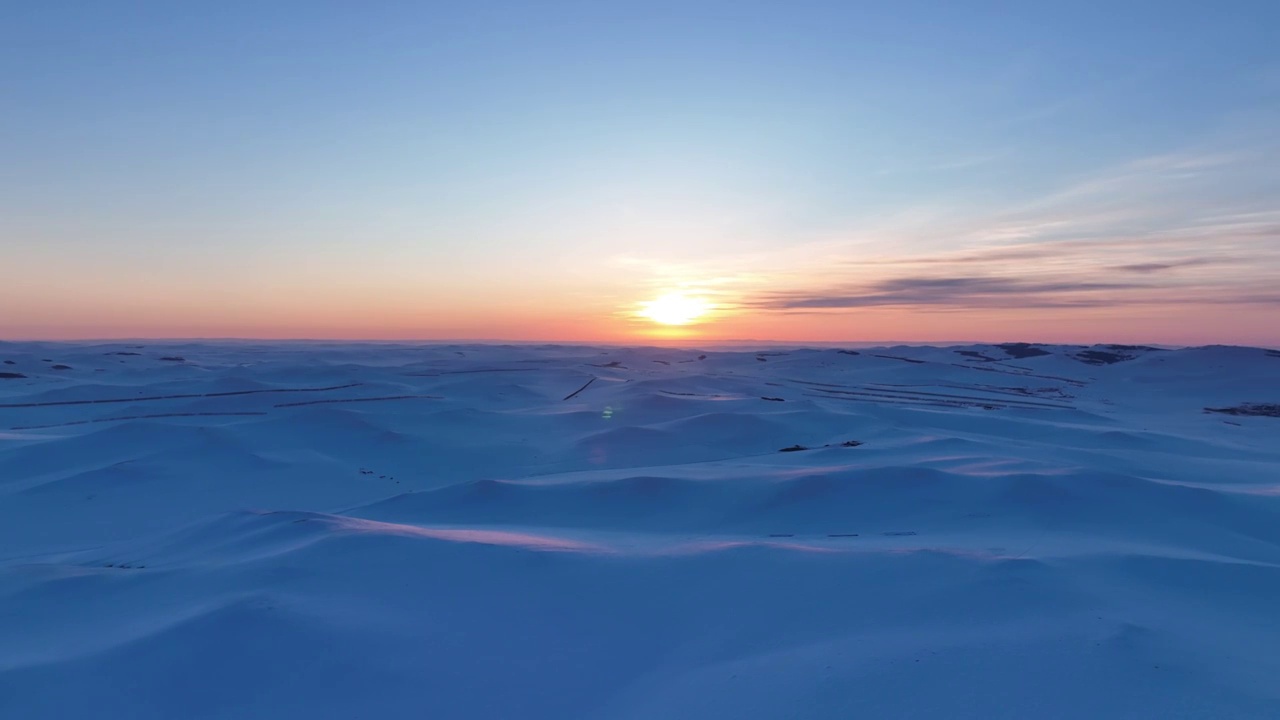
[3, 1, 1279, 345]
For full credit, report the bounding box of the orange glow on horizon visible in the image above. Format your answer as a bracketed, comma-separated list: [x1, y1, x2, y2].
[4, 280, 1279, 348]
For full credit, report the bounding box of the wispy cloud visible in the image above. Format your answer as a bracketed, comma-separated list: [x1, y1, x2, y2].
[759, 276, 1149, 310]
[1110, 258, 1224, 274]
[747, 126, 1280, 314]
[754, 274, 1280, 312]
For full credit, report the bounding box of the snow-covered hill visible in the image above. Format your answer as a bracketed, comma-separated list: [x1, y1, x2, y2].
[2, 341, 1278, 719]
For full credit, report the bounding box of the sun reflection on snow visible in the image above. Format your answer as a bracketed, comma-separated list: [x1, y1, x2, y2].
[332, 516, 602, 552]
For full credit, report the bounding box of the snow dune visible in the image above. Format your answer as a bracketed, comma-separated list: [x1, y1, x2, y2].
[1, 341, 1279, 718]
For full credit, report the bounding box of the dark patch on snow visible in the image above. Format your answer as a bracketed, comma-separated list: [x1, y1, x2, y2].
[105, 352, 141, 356]
[1205, 404, 1280, 418]
[836, 349, 860, 356]
[3, 360, 15, 365]
[0, 372, 27, 379]
[998, 343, 1051, 359]
[780, 439, 863, 452]
[955, 350, 998, 361]
[1074, 350, 1132, 365]
[1073, 344, 1166, 365]
[160, 356, 186, 362]
[761, 396, 785, 402]
[1103, 344, 1164, 353]
[51, 364, 72, 370]
[872, 354, 926, 364]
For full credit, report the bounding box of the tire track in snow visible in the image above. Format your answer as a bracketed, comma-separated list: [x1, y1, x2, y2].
[274, 395, 442, 408]
[562, 377, 597, 401]
[11, 411, 268, 430]
[0, 383, 363, 409]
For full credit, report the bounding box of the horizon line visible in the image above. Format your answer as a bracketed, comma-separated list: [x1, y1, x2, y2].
[3, 337, 1277, 351]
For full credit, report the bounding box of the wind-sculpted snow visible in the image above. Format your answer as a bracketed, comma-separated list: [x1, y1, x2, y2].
[1, 341, 1279, 719]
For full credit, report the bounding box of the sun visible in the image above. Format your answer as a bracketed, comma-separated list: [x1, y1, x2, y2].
[638, 292, 712, 325]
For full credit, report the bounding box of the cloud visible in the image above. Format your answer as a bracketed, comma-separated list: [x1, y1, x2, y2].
[757, 276, 1152, 310]
[1111, 258, 1222, 273]
[753, 269, 1280, 311]
[750, 184, 1280, 312]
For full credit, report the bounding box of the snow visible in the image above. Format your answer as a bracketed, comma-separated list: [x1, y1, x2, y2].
[1, 341, 1279, 719]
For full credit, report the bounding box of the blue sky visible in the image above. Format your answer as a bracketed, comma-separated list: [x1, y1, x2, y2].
[3, 1, 1278, 343]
